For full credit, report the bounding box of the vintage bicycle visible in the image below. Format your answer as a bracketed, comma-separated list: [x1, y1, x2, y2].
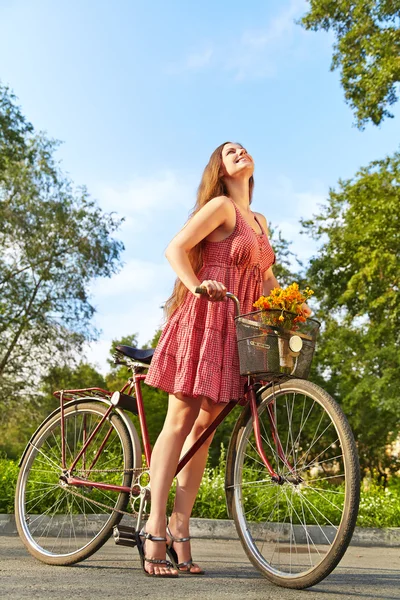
[15, 289, 360, 590]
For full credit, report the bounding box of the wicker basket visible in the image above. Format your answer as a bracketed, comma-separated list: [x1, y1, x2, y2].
[235, 309, 320, 380]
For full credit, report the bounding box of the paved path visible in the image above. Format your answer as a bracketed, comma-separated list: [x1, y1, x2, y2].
[1, 536, 399, 600]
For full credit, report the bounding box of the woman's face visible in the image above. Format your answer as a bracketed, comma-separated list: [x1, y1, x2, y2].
[220, 143, 254, 179]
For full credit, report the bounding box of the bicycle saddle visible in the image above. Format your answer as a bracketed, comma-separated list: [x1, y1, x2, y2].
[115, 345, 155, 364]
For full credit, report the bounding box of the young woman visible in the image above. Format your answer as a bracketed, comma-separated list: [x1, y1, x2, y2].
[139, 141, 311, 577]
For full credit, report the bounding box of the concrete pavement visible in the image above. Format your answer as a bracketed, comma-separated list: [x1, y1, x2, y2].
[1, 535, 399, 600]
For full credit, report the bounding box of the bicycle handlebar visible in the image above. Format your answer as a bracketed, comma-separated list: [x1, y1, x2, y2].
[194, 286, 241, 317]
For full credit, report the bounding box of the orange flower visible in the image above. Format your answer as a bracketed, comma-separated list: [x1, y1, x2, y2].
[253, 283, 314, 330]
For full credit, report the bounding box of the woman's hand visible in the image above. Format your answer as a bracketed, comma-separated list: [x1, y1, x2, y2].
[194, 280, 227, 302]
[301, 302, 312, 318]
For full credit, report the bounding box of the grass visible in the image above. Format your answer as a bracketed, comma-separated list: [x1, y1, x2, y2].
[1, 454, 400, 527]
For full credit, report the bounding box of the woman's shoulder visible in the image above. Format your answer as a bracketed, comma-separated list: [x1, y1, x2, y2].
[207, 195, 232, 209]
[199, 195, 234, 218]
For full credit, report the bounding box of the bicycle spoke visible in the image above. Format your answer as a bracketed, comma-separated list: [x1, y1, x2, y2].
[17, 403, 133, 562]
[30, 443, 62, 470]
[301, 485, 344, 513]
[305, 485, 345, 495]
[298, 444, 341, 474]
[232, 381, 359, 584]
[299, 490, 338, 532]
[295, 422, 336, 471]
[226, 478, 273, 489]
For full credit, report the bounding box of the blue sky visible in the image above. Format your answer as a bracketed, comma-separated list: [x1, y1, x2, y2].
[1, 0, 399, 373]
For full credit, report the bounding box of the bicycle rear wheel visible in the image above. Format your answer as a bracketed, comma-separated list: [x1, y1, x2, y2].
[229, 379, 360, 589]
[15, 401, 135, 565]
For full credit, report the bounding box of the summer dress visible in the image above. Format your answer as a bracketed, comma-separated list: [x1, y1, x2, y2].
[144, 199, 276, 404]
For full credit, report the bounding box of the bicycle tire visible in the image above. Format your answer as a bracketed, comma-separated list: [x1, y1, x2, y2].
[229, 379, 360, 589]
[15, 401, 135, 566]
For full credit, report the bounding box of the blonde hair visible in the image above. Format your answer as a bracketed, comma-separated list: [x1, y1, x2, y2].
[163, 141, 254, 321]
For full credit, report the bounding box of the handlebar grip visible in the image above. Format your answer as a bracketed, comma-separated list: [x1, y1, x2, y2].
[194, 286, 208, 295]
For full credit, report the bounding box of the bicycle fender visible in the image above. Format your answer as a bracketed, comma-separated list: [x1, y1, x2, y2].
[18, 397, 142, 470]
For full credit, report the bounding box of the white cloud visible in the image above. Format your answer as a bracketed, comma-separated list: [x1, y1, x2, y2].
[85, 169, 198, 374]
[90, 257, 172, 298]
[165, 0, 311, 81]
[165, 45, 214, 74]
[228, 0, 307, 80]
[85, 293, 167, 375]
[87, 257, 174, 374]
[93, 170, 195, 233]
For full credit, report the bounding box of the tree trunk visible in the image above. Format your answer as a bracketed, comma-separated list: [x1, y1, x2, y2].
[0, 276, 43, 376]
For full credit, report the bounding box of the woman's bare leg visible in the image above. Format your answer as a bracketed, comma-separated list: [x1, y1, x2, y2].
[168, 398, 227, 572]
[144, 393, 201, 576]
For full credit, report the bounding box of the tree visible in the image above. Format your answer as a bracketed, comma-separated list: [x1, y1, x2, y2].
[0, 132, 124, 402]
[303, 151, 400, 478]
[301, 0, 400, 128]
[0, 82, 33, 181]
[269, 223, 306, 287]
[0, 362, 106, 459]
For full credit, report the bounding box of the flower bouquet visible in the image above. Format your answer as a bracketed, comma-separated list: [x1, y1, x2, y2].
[253, 283, 314, 329]
[252, 283, 314, 369]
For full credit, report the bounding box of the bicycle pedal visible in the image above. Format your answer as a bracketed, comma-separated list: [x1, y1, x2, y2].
[113, 525, 137, 548]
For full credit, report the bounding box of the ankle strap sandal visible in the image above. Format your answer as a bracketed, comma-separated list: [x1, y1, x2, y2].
[166, 525, 205, 575]
[136, 529, 178, 578]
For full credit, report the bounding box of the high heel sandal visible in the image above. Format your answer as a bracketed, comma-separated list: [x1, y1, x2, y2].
[166, 525, 205, 575]
[136, 529, 179, 578]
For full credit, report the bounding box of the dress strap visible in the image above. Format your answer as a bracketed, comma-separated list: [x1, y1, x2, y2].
[253, 214, 265, 236]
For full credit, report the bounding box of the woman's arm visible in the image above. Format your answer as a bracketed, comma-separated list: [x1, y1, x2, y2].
[165, 196, 232, 298]
[262, 266, 279, 296]
[254, 212, 280, 295]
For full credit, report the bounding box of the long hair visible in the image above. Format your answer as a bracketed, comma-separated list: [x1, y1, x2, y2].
[163, 141, 254, 321]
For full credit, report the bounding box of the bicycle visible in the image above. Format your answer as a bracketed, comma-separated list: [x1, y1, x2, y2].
[15, 289, 360, 590]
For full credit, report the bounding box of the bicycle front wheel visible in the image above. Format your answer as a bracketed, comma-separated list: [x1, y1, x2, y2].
[230, 379, 360, 589]
[15, 401, 135, 565]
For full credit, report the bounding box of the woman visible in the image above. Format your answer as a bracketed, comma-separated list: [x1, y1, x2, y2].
[139, 141, 311, 577]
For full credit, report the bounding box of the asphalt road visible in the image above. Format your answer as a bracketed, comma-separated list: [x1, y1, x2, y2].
[1, 535, 399, 600]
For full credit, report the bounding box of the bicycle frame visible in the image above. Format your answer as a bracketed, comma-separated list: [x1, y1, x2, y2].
[60, 374, 291, 496]
[58, 291, 294, 494]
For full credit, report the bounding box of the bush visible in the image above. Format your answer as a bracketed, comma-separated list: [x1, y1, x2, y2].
[1, 455, 399, 527]
[0, 458, 19, 513]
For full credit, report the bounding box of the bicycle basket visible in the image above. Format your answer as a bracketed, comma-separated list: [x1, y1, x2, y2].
[235, 309, 320, 379]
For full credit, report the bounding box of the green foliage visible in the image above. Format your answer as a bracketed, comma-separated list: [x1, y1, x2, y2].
[268, 224, 306, 288]
[0, 362, 107, 460]
[0, 133, 124, 381]
[142, 328, 162, 349]
[301, 0, 400, 128]
[304, 151, 400, 477]
[358, 478, 400, 527]
[2, 456, 400, 526]
[0, 82, 33, 180]
[0, 85, 125, 430]
[189, 444, 229, 519]
[0, 457, 19, 513]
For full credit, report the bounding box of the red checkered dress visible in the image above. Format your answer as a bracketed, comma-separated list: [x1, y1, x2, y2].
[144, 199, 276, 404]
